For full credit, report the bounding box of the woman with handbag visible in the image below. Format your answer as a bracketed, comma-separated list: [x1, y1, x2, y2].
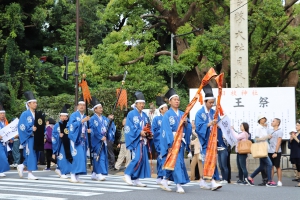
[231, 122, 250, 185]
[245, 115, 277, 187]
[288, 121, 300, 187]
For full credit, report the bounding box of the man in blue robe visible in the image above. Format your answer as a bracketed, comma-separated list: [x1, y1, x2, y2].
[195, 84, 222, 191]
[52, 104, 72, 179]
[67, 99, 90, 183]
[160, 88, 192, 193]
[123, 91, 151, 187]
[17, 91, 39, 180]
[151, 96, 168, 185]
[0, 103, 10, 177]
[89, 97, 115, 181]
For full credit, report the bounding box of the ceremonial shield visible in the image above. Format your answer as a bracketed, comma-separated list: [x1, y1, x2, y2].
[59, 120, 73, 163]
[34, 111, 46, 151]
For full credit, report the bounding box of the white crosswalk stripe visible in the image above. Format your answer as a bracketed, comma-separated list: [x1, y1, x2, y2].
[0, 172, 199, 199]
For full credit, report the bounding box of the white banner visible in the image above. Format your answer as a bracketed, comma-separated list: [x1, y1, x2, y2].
[189, 87, 296, 140]
[218, 115, 237, 147]
[0, 118, 19, 142]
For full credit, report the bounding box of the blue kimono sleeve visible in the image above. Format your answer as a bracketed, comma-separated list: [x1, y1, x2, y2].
[195, 110, 210, 146]
[89, 117, 103, 149]
[18, 111, 34, 145]
[67, 114, 82, 145]
[160, 114, 173, 157]
[107, 121, 116, 142]
[52, 123, 59, 154]
[152, 116, 161, 152]
[125, 112, 142, 150]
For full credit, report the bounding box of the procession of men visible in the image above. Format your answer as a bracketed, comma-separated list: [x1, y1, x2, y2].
[1, 68, 297, 197]
[0, 79, 227, 195]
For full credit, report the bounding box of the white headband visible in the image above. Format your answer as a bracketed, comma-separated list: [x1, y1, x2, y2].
[158, 103, 167, 110]
[204, 97, 215, 100]
[0, 111, 5, 113]
[92, 103, 102, 111]
[135, 100, 145, 103]
[78, 101, 85, 105]
[168, 94, 179, 101]
[60, 113, 68, 116]
[25, 99, 37, 110]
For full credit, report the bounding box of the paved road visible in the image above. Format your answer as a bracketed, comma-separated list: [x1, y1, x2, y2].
[0, 170, 299, 200]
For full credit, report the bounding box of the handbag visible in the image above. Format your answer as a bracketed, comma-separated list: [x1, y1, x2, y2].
[250, 142, 268, 158]
[237, 140, 252, 154]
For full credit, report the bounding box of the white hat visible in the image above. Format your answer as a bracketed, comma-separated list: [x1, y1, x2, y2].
[290, 128, 297, 133]
[257, 114, 267, 122]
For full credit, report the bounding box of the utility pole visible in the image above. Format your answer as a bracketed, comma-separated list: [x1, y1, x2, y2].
[75, 0, 80, 106]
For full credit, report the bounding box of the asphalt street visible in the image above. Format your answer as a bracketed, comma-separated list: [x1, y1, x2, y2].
[0, 169, 300, 200]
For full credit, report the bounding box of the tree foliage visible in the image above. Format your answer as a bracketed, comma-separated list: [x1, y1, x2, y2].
[0, 0, 300, 123]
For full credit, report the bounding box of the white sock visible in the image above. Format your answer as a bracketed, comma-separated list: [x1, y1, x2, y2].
[177, 184, 184, 190]
[71, 173, 76, 180]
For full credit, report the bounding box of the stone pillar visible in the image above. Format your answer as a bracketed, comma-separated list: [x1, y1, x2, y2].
[230, 0, 248, 88]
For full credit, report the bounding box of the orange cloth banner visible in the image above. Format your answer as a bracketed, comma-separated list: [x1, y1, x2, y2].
[79, 79, 92, 104]
[203, 73, 224, 179]
[116, 89, 127, 110]
[163, 68, 217, 170]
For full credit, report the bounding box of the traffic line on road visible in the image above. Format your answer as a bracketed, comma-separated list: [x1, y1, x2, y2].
[0, 194, 67, 200]
[0, 181, 131, 193]
[1, 178, 154, 191]
[0, 186, 102, 197]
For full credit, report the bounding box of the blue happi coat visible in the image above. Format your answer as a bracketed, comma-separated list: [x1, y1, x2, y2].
[151, 114, 165, 178]
[195, 106, 220, 180]
[124, 108, 151, 180]
[0, 121, 10, 173]
[89, 114, 116, 175]
[160, 108, 192, 184]
[18, 110, 38, 171]
[67, 111, 88, 175]
[52, 121, 71, 175]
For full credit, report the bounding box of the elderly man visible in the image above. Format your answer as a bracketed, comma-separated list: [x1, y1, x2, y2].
[123, 91, 151, 187]
[160, 88, 192, 194]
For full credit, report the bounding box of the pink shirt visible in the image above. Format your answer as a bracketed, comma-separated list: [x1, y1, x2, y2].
[231, 129, 249, 153]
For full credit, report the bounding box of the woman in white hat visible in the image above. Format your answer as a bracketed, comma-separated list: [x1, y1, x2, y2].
[245, 115, 277, 187]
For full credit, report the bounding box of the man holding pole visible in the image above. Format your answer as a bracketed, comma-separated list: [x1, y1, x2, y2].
[52, 104, 72, 179]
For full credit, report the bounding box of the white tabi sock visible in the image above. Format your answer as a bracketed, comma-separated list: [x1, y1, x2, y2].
[176, 184, 184, 193]
[156, 178, 162, 184]
[71, 174, 77, 181]
[91, 172, 97, 180]
[160, 179, 172, 191]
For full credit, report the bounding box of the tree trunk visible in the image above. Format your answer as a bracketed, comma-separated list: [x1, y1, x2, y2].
[282, 0, 299, 87]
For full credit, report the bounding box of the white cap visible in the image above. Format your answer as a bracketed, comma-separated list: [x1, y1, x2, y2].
[290, 128, 297, 133]
[257, 114, 267, 122]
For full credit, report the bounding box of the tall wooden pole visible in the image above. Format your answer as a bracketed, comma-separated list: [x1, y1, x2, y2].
[75, 0, 80, 106]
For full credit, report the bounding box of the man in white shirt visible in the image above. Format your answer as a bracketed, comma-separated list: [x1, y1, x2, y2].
[268, 118, 283, 186]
